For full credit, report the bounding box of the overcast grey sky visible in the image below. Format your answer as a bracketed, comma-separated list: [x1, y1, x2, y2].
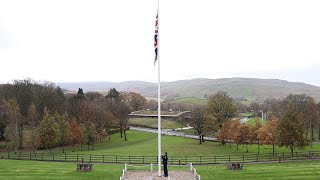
[0, 0, 320, 86]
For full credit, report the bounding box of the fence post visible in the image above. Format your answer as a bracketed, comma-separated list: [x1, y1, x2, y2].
[42, 153, 43, 161]
[90, 154, 92, 162]
[243, 155, 245, 163]
[228, 155, 230, 162]
[214, 156, 216, 164]
[143, 156, 144, 164]
[77, 154, 79, 162]
[309, 151, 311, 158]
[256, 155, 258, 162]
[30, 152, 32, 160]
[186, 156, 188, 164]
[19, 152, 21, 160]
[116, 155, 118, 163]
[129, 155, 130, 164]
[65, 153, 67, 161]
[53, 153, 54, 161]
[270, 153, 272, 161]
[102, 155, 104, 163]
[200, 156, 202, 165]
[8, 151, 10, 159]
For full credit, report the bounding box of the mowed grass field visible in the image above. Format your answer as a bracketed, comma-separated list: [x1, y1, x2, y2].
[42, 130, 320, 156]
[0, 159, 122, 180]
[128, 117, 183, 129]
[1, 159, 320, 179]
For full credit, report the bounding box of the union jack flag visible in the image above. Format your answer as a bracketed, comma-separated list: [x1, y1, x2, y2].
[154, 13, 158, 65]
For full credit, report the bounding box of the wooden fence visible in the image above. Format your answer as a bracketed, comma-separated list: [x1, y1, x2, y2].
[1, 151, 320, 165]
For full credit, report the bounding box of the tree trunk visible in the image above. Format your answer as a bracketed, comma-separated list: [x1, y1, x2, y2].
[124, 129, 127, 141]
[120, 127, 123, 138]
[72, 141, 75, 152]
[201, 135, 204, 142]
[18, 122, 23, 149]
[291, 145, 294, 157]
[258, 141, 260, 155]
[80, 143, 83, 151]
[272, 143, 275, 156]
[62, 144, 65, 153]
[246, 143, 248, 153]
[236, 144, 239, 151]
[311, 126, 315, 142]
[87, 143, 89, 151]
[199, 136, 202, 144]
[32, 122, 35, 151]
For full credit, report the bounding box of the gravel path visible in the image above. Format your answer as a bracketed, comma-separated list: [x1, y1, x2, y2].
[123, 170, 196, 180]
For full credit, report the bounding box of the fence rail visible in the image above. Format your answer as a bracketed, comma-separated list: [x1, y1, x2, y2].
[1, 151, 320, 165]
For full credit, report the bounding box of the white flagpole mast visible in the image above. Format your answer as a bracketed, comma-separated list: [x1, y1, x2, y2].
[157, 0, 161, 177]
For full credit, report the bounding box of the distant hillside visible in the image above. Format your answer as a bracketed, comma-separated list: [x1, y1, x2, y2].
[57, 78, 320, 101]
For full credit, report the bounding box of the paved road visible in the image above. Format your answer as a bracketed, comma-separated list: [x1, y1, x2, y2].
[129, 126, 217, 142]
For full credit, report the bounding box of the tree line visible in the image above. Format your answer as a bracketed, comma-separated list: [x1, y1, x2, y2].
[0, 79, 146, 152]
[188, 92, 320, 157]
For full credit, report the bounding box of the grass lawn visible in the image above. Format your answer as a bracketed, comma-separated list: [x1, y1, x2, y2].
[35, 130, 320, 157]
[1, 159, 320, 179]
[128, 117, 183, 129]
[196, 160, 320, 180]
[0, 159, 122, 180]
[175, 128, 197, 135]
[239, 112, 254, 117]
[172, 97, 207, 105]
[246, 117, 267, 126]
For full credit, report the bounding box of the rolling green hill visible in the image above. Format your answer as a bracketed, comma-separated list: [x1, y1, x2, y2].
[57, 78, 320, 101]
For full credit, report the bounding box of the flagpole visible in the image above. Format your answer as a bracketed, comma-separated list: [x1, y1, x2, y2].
[157, 0, 161, 177]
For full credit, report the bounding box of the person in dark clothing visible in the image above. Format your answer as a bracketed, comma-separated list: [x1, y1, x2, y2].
[161, 152, 168, 177]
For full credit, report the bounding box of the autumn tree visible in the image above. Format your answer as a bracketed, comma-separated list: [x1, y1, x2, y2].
[124, 92, 147, 111]
[55, 112, 70, 153]
[27, 103, 38, 150]
[258, 116, 278, 155]
[248, 120, 263, 154]
[2, 99, 22, 151]
[85, 122, 96, 151]
[235, 123, 250, 152]
[69, 118, 84, 152]
[206, 91, 237, 141]
[188, 105, 206, 144]
[249, 102, 260, 116]
[116, 101, 131, 141]
[79, 100, 97, 124]
[304, 96, 318, 142]
[145, 99, 158, 111]
[277, 106, 308, 157]
[37, 107, 61, 154]
[218, 120, 232, 146]
[228, 119, 242, 149]
[105, 88, 131, 140]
